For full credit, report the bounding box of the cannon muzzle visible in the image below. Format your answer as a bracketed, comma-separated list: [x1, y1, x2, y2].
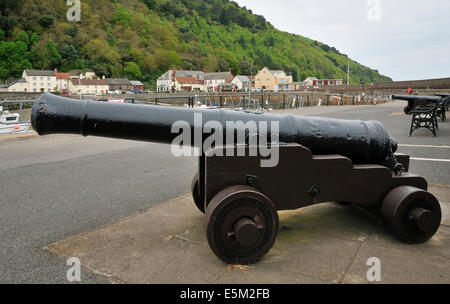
[32, 93, 396, 164]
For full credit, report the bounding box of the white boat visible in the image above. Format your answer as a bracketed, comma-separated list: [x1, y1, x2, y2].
[0, 110, 20, 125]
[0, 106, 31, 135]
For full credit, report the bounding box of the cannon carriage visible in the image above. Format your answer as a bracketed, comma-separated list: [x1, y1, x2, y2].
[31, 94, 442, 265]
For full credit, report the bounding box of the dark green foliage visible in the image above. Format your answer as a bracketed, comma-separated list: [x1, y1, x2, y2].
[66, 26, 78, 38]
[46, 41, 62, 69]
[0, 40, 32, 79]
[39, 15, 55, 28]
[60, 44, 79, 62]
[0, 16, 17, 35]
[94, 64, 110, 78]
[160, 0, 185, 18]
[143, 0, 158, 10]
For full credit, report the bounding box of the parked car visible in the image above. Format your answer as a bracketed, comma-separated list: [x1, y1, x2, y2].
[133, 89, 143, 94]
[125, 90, 135, 94]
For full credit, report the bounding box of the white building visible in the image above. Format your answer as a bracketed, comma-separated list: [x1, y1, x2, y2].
[204, 71, 234, 92]
[69, 78, 109, 95]
[157, 70, 204, 93]
[232, 75, 251, 91]
[22, 70, 58, 93]
[55, 72, 71, 92]
[0, 79, 28, 92]
[304, 77, 318, 86]
[156, 70, 172, 93]
[303, 77, 343, 86]
[172, 76, 205, 92]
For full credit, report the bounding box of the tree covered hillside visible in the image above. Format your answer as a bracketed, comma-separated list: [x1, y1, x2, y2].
[0, 0, 392, 88]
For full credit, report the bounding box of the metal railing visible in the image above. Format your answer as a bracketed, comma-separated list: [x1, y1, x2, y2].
[0, 100, 35, 124]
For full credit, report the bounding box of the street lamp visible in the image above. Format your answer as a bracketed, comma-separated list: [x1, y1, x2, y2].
[241, 60, 253, 106]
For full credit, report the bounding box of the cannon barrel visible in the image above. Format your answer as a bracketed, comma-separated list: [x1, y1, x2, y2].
[32, 93, 396, 163]
[434, 93, 450, 98]
[392, 95, 442, 102]
[392, 95, 443, 115]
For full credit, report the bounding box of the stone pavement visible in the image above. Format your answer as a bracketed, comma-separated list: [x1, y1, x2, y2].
[46, 185, 450, 284]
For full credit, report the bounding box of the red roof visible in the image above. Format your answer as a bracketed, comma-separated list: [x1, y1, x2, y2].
[56, 72, 70, 80]
[175, 77, 203, 85]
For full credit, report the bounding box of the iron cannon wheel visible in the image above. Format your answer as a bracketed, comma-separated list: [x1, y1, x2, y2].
[205, 186, 279, 265]
[381, 186, 441, 244]
[191, 172, 205, 214]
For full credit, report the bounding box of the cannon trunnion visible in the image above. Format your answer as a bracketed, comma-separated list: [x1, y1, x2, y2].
[32, 94, 442, 265]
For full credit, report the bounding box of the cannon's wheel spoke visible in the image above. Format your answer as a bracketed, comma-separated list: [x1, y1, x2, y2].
[205, 186, 279, 265]
[381, 186, 442, 244]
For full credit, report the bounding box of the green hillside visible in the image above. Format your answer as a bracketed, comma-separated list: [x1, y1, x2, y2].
[0, 0, 392, 88]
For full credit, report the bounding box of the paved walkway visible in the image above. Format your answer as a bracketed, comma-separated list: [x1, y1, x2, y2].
[46, 185, 450, 284]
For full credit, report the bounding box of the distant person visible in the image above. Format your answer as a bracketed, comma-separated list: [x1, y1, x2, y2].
[408, 88, 413, 95]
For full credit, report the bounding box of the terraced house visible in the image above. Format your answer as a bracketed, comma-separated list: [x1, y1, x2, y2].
[204, 71, 234, 92]
[69, 79, 109, 95]
[157, 69, 205, 93]
[107, 78, 133, 92]
[255, 67, 293, 91]
[0, 79, 27, 92]
[22, 70, 57, 93]
[172, 76, 205, 92]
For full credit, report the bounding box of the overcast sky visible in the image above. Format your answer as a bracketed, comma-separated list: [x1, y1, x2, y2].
[234, 0, 449, 81]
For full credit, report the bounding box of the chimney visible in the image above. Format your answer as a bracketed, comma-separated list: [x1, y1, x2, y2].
[54, 68, 58, 73]
[102, 75, 105, 79]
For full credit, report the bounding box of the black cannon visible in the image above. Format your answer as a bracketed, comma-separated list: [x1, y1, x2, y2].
[392, 94, 442, 115]
[434, 93, 450, 98]
[32, 94, 442, 265]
